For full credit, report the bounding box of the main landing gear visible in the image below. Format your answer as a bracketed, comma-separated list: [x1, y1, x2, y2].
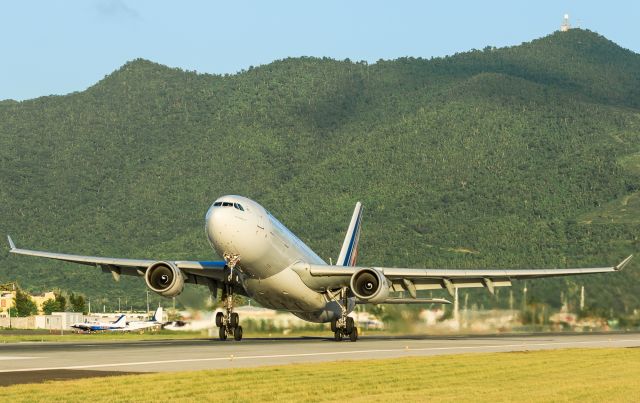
[329, 288, 358, 342]
[216, 254, 242, 341]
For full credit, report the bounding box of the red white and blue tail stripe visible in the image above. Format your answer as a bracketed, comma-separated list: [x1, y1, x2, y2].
[336, 202, 363, 267]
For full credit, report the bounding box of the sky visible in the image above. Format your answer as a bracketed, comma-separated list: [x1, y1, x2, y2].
[1, 0, 639, 101]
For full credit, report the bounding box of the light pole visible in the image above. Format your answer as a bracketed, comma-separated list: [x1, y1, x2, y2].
[118, 297, 121, 312]
[9, 283, 15, 329]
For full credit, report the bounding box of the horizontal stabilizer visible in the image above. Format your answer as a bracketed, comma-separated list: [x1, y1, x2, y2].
[7, 235, 15, 250]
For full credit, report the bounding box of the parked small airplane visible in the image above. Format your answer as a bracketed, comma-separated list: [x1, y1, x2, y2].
[9, 195, 633, 342]
[71, 314, 127, 332]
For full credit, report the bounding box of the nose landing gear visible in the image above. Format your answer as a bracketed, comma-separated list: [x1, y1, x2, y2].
[216, 254, 243, 341]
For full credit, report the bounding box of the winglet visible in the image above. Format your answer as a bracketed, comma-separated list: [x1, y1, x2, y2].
[615, 255, 633, 271]
[7, 235, 15, 251]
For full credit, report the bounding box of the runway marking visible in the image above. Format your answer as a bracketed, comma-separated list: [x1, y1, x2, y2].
[0, 356, 42, 361]
[1, 337, 639, 373]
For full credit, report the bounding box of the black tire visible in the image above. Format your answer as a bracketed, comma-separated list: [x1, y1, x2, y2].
[234, 325, 243, 341]
[215, 312, 224, 328]
[349, 327, 358, 342]
[219, 325, 227, 341]
[345, 317, 355, 334]
[230, 312, 239, 328]
[334, 330, 343, 341]
[330, 319, 337, 333]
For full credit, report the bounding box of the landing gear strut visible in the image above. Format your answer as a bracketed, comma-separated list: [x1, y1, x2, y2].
[329, 287, 358, 342]
[216, 254, 243, 341]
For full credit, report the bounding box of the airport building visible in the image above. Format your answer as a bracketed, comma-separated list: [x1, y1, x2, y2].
[0, 289, 57, 317]
[0, 290, 14, 317]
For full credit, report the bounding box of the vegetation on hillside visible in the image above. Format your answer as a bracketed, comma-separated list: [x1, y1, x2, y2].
[1, 29, 640, 314]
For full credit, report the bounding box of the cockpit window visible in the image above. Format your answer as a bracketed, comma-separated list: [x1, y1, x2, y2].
[234, 203, 244, 211]
[213, 202, 222, 206]
[222, 202, 233, 207]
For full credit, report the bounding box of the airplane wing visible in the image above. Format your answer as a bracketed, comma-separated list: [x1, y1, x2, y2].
[295, 255, 633, 301]
[7, 235, 227, 282]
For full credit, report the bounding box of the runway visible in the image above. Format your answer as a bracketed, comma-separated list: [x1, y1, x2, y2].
[1, 332, 640, 385]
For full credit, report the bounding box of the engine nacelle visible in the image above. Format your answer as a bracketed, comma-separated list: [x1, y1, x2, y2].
[144, 261, 185, 298]
[350, 268, 389, 304]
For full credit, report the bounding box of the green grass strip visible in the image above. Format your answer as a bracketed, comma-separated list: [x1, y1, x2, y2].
[1, 348, 639, 402]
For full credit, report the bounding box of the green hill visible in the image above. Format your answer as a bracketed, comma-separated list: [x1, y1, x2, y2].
[2, 29, 640, 314]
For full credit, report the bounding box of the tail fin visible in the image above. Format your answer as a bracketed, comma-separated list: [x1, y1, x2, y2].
[336, 202, 363, 267]
[113, 315, 127, 326]
[152, 306, 163, 322]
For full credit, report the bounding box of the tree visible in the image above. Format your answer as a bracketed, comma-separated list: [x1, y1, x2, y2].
[14, 288, 37, 317]
[53, 292, 66, 311]
[42, 293, 68, 314]
[69, 293, 87, 314]
[41, 298, 60, 315]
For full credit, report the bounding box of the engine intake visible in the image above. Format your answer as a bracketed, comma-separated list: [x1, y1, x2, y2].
[144, 261, 185, 297]
[350, 268, 389, 303]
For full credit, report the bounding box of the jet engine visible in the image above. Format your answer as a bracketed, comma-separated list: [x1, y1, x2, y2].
[144, 261, 185, 297]
[350, 268, 389, 303]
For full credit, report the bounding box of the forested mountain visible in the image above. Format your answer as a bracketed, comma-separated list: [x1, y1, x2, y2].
[2, 29, 640, 314]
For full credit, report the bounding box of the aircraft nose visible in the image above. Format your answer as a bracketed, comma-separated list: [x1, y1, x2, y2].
[205, 204, 235, 251]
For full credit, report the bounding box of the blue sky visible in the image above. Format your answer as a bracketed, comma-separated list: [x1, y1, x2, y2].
[1, 1, 638, 101]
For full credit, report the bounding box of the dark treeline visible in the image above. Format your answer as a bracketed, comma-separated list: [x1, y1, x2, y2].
[1, 29, 640, 313]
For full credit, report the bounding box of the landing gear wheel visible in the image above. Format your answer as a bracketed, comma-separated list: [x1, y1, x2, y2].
[345, 317, 354, 334]
[230, 312, 239, 328]
[349, 327, 358, 342]
[218, 255, 242, 342]
[330, 319, 338, 333]
[334, 330, 343, 341]
[234, 325, 243, 341]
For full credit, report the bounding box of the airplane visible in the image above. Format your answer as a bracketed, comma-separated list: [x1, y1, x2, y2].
[71, 314, 127, 332]
[122, 306, 164, 333]
[8, 195, 633, 342]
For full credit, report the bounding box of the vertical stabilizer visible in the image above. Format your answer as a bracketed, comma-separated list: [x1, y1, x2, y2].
[336, 202, 363, 266]
[113, 314, 127, 327]
[152, 306, 163, 322]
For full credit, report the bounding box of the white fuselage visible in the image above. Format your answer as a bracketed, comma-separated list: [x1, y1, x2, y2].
[205, 195, 353, 322]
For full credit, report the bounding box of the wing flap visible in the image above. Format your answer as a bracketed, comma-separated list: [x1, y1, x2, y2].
[357, 298, 451, 305]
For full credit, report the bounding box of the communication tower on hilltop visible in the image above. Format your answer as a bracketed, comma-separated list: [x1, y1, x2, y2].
[560, 14, 571, 32]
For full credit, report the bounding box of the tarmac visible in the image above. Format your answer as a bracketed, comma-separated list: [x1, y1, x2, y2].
[1, 332, 640, 386]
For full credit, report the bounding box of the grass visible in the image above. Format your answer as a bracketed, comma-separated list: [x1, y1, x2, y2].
[1, 348, 639, 402]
